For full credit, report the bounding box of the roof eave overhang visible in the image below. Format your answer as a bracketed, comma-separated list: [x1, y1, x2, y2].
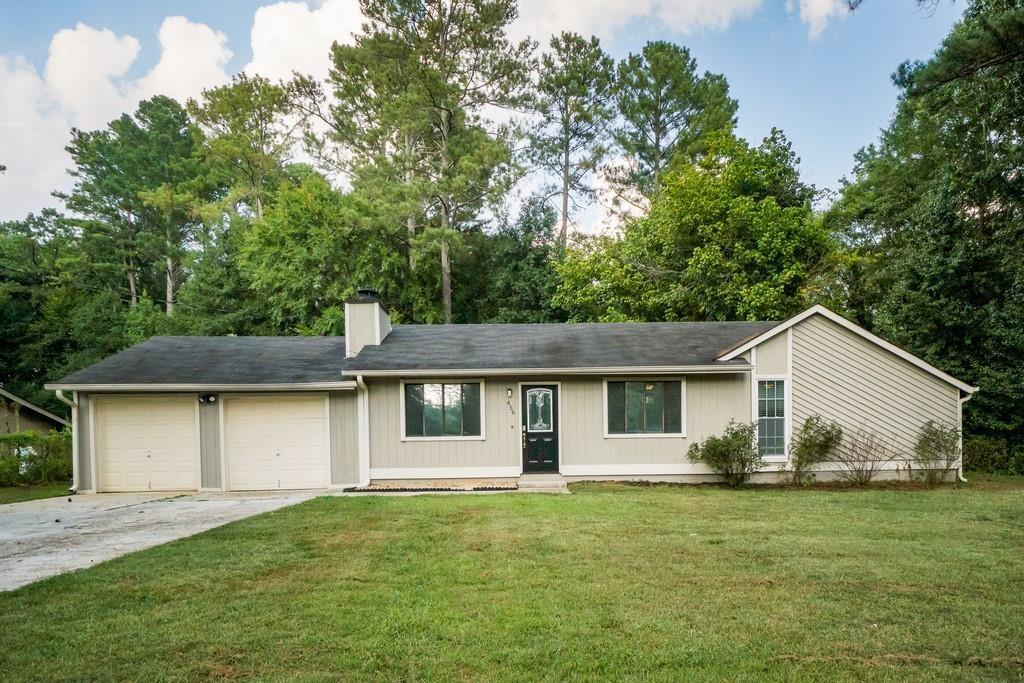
[342, 364, 751, 378]
[44, 381, 358, 392]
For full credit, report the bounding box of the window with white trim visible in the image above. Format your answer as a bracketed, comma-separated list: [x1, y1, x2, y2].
[403, 382, 482, 438]
[757, 379, 786, 456]
[606, 380, 682, 435]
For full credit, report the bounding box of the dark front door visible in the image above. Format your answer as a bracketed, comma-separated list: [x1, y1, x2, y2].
[522, 384, 559, 472]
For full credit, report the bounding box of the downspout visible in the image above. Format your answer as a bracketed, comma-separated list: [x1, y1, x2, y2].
[356, 376, 371, 487]
[958, 391, 975, 483]
[55, 390, 78, 492]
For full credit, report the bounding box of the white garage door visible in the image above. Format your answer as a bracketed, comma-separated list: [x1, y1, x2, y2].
[224, 395, 329, 490]
[95, 396, 198, 492]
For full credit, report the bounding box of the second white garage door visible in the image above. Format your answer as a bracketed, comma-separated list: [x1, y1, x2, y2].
[223, 395, 329, 490]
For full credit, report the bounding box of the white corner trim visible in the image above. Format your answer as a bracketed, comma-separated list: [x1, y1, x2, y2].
[601, 377, 687, 438]
[369, 466, 521, 480]
[398, 378, 487, 442]
[717, 304, 978, 394]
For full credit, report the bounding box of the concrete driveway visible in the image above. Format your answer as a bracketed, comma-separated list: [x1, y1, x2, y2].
[0, 490, 320, 592]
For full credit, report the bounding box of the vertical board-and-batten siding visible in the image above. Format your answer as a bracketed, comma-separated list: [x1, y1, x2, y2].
[77, 393, 92, 491]
[367, 374, 752, 474]
[790, 314, 960, 459]
[199, 400, 221, 489]
[329, 391, 359, 485]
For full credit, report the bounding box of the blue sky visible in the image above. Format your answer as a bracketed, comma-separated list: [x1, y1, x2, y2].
[0, 1, 963, 222]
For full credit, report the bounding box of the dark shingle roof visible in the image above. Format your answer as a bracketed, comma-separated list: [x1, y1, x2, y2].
[50, 321, 777, 387]
[341, 322, 776, 373]
[52, 336, 348, 386]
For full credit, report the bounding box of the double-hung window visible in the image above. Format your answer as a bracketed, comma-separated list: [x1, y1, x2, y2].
[606, 380, 683, 435]
[403, 382, 483, 439]
[757, 379, 786, 456]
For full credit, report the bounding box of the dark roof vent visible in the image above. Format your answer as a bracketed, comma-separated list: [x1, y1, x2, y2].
[350, 288, 381, 303]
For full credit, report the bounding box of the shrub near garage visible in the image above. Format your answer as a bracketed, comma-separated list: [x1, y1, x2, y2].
[0, 430, 72, 486]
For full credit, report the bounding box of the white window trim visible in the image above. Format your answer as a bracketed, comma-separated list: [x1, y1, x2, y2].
[602, 377, 687, 439]
[399, 379, 487, 442]
[752, 341, 791, 463]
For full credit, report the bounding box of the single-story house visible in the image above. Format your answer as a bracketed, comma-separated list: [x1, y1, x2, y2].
[46, 292, 977, 493]
[1, 386, 70, 435]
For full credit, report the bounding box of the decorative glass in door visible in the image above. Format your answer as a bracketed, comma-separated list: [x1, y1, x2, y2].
[526, 387, 553, 432]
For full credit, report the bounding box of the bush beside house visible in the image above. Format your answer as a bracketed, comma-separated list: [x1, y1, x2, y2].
[0, 430, 72, 488]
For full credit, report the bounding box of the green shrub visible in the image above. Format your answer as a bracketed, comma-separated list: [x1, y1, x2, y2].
[687, 421, 764, 487]
[788, 416, 843, 485]
[913, 421, 961, 486]
[963, 436, 1008, 473]
[0, 454, 20, 487]
[1008, 447, 1024, 477]
[0, 430, 72, 486]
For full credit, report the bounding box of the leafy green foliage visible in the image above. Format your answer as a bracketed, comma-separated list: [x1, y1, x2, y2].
[556, 131, 834, 321]
[686, 421, 764, 487]
[529, 32, 616, 247]
[912, 420, 961, 486]
[609, 40, 737, 208]
[788, 416, 844, 486]
[830, 0, 1024, 447]
[0, 430, 72, 486]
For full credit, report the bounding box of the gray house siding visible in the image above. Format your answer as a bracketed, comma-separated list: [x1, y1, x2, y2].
[790, 315, 960, 462]
[77, 393, 93, 491]
[199, 399, 221, 489]
[366, 374, 752, 478]
[329, 391, 359, 485]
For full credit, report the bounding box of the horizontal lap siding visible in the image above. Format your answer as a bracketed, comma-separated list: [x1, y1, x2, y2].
[791, 315, 959, 460]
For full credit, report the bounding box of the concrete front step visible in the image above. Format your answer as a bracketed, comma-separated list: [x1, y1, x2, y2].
[517, 474, 571, 494]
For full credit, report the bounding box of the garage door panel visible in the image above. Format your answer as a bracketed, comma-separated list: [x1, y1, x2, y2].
[225, 396, 328, 491]
[96, 397, 198, 492]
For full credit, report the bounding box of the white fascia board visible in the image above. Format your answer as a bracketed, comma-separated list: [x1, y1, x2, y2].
[345, 364, 750, 378]
[45, 382, 358, 392]
[716, 305, 978, 394]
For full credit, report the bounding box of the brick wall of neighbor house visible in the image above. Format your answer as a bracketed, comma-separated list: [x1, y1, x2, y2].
[366, 374, 752, 477]
[790, 314, 960, 462]
[1, 402, 60, 435]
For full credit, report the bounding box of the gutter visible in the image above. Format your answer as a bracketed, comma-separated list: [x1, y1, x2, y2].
[54, 390, 78, 492]
[342, 364, 751, 378]
[45, 382, 358, 392]
[958, 391, 975, 484]
[356, 375, 370, 487]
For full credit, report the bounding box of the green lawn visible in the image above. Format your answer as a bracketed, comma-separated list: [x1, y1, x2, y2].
[1, 479, 1022, 681]
[0, 482, 70, 505]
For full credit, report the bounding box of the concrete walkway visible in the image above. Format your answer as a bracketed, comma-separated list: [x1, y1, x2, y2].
[0, 490, 319, 592]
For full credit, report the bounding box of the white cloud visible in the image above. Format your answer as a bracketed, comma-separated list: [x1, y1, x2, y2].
[245, 0, 364, 81]
[0, 56, 75, 219]
[132, 17, 232, 102]
[510, 0, 762, 43]
[43, 23, 139, 130]
[0, 17, 235, 221]
[787, 0, 849, 39]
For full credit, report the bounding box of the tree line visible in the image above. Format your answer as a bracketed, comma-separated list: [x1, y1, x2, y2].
[1, 0, 1022, 451]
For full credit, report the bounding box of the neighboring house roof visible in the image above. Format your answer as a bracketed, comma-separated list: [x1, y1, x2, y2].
[0, 387, 69, 427]
[717, 305, 979, 394]
[48, 336, 354, 390]
[340, 321, 777, 375]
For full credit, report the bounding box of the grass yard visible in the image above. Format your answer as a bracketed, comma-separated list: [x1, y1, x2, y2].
[1, 479, 1023, 681]
[0, 482, 70, 505]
